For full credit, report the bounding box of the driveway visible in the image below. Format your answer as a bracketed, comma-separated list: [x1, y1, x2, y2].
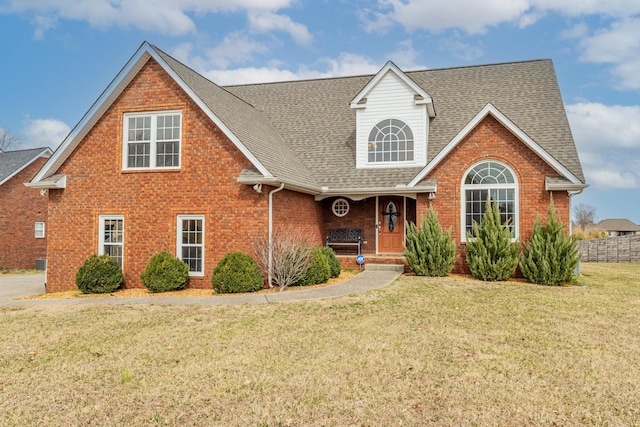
[0, 273, 46, 301]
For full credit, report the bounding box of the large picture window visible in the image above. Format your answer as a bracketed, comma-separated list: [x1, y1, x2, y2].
[123, 111, 181, 170]
[462, 161, 517, 241]
[368, 119, 414, 163]
[177, 215, 204, 276]
[99, 215, 124, 268]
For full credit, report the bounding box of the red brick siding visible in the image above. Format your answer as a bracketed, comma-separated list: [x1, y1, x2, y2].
[421, 115, 572, 273]
[0, 157, 48, 269]
[46, 59, 271, 292]
[272, 188, 324, 245]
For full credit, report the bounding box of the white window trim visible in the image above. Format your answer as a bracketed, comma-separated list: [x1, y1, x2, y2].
[122, 110, 182, 170]
[460, 161, 519, 242]
[332, 198, 350, 217]
[98, 215, 124, 269]
[35, 222, 45, 238]
[366, 118, 418, 167]
[177, 214, 205, 277]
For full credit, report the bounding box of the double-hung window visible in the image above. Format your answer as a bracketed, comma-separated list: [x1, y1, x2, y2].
[35, 222, 45, 238]
[462, 161, 518, 241]
[123, 111, 182, 170]
[99, 215, 124, 268]
[177, 215, 204, 276]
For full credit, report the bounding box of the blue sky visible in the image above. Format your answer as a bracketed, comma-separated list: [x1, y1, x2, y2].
[1, 0, 639, 223]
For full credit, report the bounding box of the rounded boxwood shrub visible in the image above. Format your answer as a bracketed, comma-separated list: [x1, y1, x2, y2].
[211, 252, 264, 293]
[319, 246, 341, 278]
[76, 254, 123, 294]
[140, 251, 189, 293]
[295, 247, 331, 286]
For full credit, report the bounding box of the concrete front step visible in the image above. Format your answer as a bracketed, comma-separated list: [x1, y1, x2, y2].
[364, 263, 405, 273]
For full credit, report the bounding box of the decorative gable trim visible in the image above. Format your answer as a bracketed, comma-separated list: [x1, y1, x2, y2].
[407, 103, 585, 187]
[29, 42, 273, 187]
[350, 61, 436, 118]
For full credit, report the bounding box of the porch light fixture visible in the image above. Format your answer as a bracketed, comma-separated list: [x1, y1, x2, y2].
[253, 183, 263, 193]
[428, 192, 436, 200]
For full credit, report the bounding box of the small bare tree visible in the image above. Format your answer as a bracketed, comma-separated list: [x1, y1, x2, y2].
[573, 203, 597, 229]
[253, 227, 314, 292]
[0, 128, 21, 152]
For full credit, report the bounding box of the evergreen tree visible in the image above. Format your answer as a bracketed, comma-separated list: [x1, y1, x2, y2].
[466, 199, 519, 281]
[404, 206, 456, 276]
[520, 199, 580, 286]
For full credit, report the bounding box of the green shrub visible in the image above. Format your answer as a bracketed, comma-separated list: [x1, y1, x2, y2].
[319, 246, 341, 278]
[140, 252, 189, 293]
[520, 200, 581, 286]
[211, 252, 264, 293]
[404, 206, 456, 277]
[295, 247, 331, 286]
[466, 200, 519, 281]
[75, 254, 123, 294]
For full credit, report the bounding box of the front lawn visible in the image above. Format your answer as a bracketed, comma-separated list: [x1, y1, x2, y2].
[1, 263, 639, 426]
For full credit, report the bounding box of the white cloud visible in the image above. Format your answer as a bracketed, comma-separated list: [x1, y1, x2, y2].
[439, 32, 484, 61]
[576, 18, 640, 90]
[21, 118, 70, 150]
[248, 10, 313, 45]
[203, 52, 381, 85]
[367, 0, 640, 35]
[7, 0, 297, 37]
[388, 39, 423, 69]
[567, 102, 640, 190]
[204, 67, 303, 85]
[375, 0, 530, 34]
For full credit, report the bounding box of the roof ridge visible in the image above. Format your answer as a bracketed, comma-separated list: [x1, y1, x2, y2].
[222, 58, 552, 89]
[0, 147, 50, 155]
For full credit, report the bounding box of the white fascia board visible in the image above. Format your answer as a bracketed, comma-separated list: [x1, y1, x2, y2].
[314, 183, 436, 201]
[24, 173, 66, 189]
[1, 148, 52, 186]
[30, 42, 273, 185]
[408, 103, 583, 187]
[350, 61, 435, 118]
[545, 177, 589, 191]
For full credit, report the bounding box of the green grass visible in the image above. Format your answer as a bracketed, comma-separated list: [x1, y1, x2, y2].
[1, 263, 639, 426]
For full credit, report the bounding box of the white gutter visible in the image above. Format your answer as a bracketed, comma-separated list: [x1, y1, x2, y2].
[268, 183, 285, 287]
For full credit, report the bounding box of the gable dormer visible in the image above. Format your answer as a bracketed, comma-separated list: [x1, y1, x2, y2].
[351, 61, 435, 169]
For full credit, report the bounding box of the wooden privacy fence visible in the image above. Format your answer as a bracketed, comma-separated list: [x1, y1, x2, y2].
[578, 235, 640, 263]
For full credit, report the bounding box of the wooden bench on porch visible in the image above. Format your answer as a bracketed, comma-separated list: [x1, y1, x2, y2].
[326, 228, 364, 255]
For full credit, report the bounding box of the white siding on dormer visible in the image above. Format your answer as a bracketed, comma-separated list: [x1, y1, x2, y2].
[355, 71, 428, 169]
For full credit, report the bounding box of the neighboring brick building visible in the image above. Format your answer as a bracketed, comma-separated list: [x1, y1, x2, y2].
[0, 147, 51, 270]
[27, 42, 587, 292]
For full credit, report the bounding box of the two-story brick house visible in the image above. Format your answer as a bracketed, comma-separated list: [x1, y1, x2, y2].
[27, 42, 586, 292]
[1, 147, 51, 270]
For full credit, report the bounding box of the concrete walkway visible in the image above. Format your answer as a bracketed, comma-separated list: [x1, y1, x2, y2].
[0, 269, 401, 307]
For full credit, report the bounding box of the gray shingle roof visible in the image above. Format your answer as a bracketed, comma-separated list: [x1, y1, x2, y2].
[29, 43, 585, 194]
[153, 47, 318, 190]
[225, 59, 585, 189]
[597, 219, 640, 232]
[0, 148, 51, 186]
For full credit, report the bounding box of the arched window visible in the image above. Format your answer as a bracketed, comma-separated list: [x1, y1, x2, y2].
[462, 161, 517, 240]
[368, 119, 414, 163]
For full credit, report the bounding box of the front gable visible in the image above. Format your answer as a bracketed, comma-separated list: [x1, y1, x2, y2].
[408, 103, 586, 190]
[351, 62, 435, 170]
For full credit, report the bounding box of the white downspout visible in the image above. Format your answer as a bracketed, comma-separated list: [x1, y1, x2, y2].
[568, 189, 585, 234]
[268, 183, 285, 287]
